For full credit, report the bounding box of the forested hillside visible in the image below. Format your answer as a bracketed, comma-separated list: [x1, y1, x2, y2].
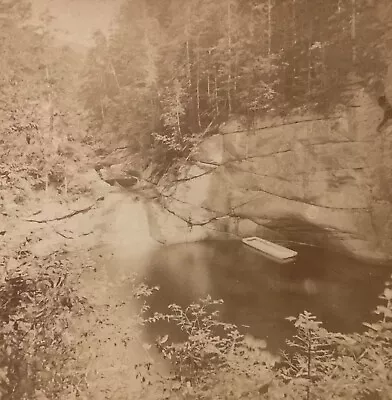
[0, 5, 96, 397]
[81, 0, 390, 172]
[1, 0, 85, 198]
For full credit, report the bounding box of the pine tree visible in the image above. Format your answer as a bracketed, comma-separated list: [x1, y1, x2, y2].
[278, 311, 335, 400]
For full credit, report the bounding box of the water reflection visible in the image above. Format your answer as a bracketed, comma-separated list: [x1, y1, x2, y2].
[141, 240, 392, 353]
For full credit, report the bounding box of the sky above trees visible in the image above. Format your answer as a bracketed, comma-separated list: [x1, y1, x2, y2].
[31, 0, 122, 46]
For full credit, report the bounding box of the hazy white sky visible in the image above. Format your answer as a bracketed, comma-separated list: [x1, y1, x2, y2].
[32, 0, 122, 46]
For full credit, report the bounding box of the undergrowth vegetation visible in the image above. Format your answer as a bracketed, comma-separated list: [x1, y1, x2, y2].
[133, 276, 392, 400]
[0, 240, 88, 400]
[1, 240, 391, 400]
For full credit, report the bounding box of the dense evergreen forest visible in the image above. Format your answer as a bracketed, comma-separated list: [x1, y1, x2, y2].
[82, 0, 391, 171]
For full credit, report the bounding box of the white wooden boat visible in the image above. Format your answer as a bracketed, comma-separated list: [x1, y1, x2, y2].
[242, 237, 298, 263]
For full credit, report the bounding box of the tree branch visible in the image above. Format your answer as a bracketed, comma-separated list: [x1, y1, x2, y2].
[24, 197, 104, 223]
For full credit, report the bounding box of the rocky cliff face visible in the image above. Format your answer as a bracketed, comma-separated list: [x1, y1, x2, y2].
[149, 88, 392, 263]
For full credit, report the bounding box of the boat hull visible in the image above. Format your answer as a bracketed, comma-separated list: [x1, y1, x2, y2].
[242, 237, 298, 264]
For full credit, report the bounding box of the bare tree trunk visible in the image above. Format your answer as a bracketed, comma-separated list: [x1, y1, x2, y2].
[100, 98, 105, 120]
[227, 0, 232, 113]
[99, 73, 105, 121]
[46, 66, 54, 132]
[234, 52, 238, 101]
[207, 49, 211, 101]
[292, 0, 297, 87]
[186, 39, 191, 87]
[45, 173, 49, 193]
[307, 17, 313, 97]
[45, 65, 50, 84]
[143, 22, 159, 130]
[307, 48, 312, 96]
[175, 81, 182, 137]
[49, 107, 54, 133]
[109, 60, 120, 90]
[214, 69, 219, 116]
[268, 0, 272, 56]
[292, 0, 297, 44]
[196, 36, 201, 130]
[321, 44, 327, 90]
[351, 0, 357, 63]
[45, 64, 53, 196]
[142, 2, 158, 91]
[176, 106, 181, 137]
[185, 5, 192, 88]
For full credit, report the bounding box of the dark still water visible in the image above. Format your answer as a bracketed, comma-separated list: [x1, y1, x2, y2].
[141, 240, 392, 353]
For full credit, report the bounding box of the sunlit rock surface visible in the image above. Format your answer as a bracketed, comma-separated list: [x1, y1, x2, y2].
[153, 90, 392, 263]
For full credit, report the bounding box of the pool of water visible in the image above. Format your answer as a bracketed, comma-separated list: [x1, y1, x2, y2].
[141, 240, 392, 353]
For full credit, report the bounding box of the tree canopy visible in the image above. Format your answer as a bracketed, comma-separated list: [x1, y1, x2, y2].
[81, 0, 390, 171]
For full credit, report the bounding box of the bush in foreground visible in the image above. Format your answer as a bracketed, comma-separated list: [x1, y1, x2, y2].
[0, 241, 87, 400]
[1, 242, 390, 400]
[135, 276, 392, 400]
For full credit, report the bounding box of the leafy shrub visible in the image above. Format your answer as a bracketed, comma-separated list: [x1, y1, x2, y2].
[134, 275, 392, 400]
[135, 296, 276, 399]
[274, 278, 392, 400]
[0, 241, 87, 399]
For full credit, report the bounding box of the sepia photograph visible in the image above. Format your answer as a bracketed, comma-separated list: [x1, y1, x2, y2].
[1, 0, 392, 398]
